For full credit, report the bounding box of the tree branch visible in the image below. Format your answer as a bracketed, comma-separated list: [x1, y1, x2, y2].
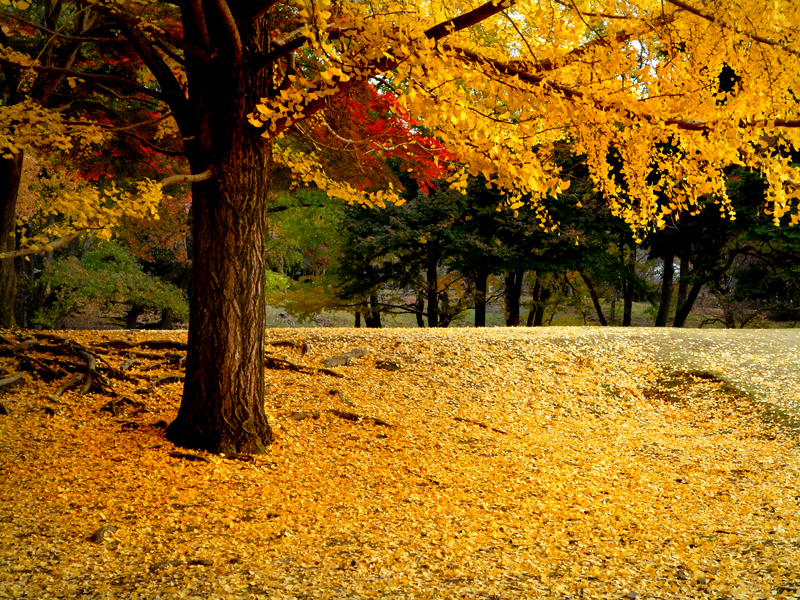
[424, 0, 514, 41]
[118, 130, 185, 157]
[0, 12, 125, 43]
[249, 0, 280, 21]
[664, 0, 800, 56]
[119, 22, 189, 114]
[210, 0, 244, 62]
[0, 57, 165, 100]
[188, 0, 213, 49]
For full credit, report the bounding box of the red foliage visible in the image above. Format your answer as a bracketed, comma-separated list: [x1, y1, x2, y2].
[302, 82, 453, 193]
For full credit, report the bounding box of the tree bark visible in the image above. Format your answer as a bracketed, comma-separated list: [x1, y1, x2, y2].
[166, 18, 274, 454]
[354, 311, 361, 328]
[654, 254, 674, 327]
[125, 304, 145, 329]
[504, 269, 524, 326]
[579, 270, 608, 326]
[534, 286, 550, 326]
[0, 152, 23, 329]
[623, 241, 635, 326]
[673, 281, 704, 327]
[526, 277, 540, 327]
[474, 269, 489, 327]
[365, 293, 382, 328]
[426, 258, 438, 327]
[415, 289, 425, 327]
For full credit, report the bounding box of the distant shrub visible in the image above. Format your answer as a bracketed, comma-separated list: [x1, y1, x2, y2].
[32, 242, 189, 329]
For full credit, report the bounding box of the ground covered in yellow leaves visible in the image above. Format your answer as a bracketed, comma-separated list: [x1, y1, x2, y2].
[1, 328, 799, 600]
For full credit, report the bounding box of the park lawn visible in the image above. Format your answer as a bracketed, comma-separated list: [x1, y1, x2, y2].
[0, 327, 798, 600]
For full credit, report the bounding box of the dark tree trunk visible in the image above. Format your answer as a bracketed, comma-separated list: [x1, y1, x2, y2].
[673, 281, 704, 327]
[526, 277, 540, 327]
[158, 307, 176, 330]
[675, 249, 690, 319]
[426, 258, 438, 328]
[365, 294, 382, 328]
[125, 304, 145, 329]
[504, 269, 524, 326]
[166, 19, 274, 454]
[623, 242, 635, 327]
[0, 152, 23, 329]
[415, 290, 425, 327]
[474, 269, 489, 327]
[354, 311, 361, 328]
[534, 287, 551, 326]
[655, 254, 674, 327]
[579, 270, 608, 326]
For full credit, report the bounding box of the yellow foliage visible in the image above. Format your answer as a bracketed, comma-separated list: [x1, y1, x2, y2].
[245, 0, 800, 231]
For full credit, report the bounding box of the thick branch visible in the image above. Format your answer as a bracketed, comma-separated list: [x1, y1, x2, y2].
[120, 23, 189, 113]
[189, 0, 213, 49]
[424, 0, 514, 41]
[210, 0, 244, 62]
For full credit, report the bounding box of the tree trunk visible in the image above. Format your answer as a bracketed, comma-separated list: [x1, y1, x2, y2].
[415, 290, 425, 327]
[365, 293, 382, 328]
[526, 277, 540, 327]
[0, 152, 23, 329]
[623, 242, 635, 327]
[166, 29, 274, 453]
[474, 269, 489, 327]
[534, 286, 550, 326]
[673, 281, 704, 327]
[354, 311, 361, 328]
[125, 304, 145, 329]
[675, 248, 690, 321]
[426, 258, 438, 328]
[654, 254, 674, 327]
[158, 307, 176, 330]
[504, 269, 524, 326]
[579, 270, 608, 326]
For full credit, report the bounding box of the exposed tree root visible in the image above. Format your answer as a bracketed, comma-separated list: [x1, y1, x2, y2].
[0, 371, 26, 389]
[265, 356, 345, 378]
[285, 408, 392, 427]
[453, 415, 508, 435]
[168, 451, 211, 463]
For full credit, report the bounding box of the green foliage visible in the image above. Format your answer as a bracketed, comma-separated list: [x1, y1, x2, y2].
[32, 242, 188, 328]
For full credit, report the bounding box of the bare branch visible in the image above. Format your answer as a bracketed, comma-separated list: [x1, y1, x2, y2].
[0, 12, 124, 43]
[0, 56, 166, 100]
[117, 130, 185, 157]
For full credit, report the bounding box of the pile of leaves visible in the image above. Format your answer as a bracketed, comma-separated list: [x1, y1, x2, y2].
[0, 328, 798, 600]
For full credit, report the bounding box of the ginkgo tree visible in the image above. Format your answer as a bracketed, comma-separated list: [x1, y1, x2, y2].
[2, 0, 800, 453]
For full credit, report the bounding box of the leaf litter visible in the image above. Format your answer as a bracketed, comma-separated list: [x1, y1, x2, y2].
[0, 327, 798, 600]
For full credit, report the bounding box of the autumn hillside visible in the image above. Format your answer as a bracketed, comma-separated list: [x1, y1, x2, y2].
[1, 327, 799, 600]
